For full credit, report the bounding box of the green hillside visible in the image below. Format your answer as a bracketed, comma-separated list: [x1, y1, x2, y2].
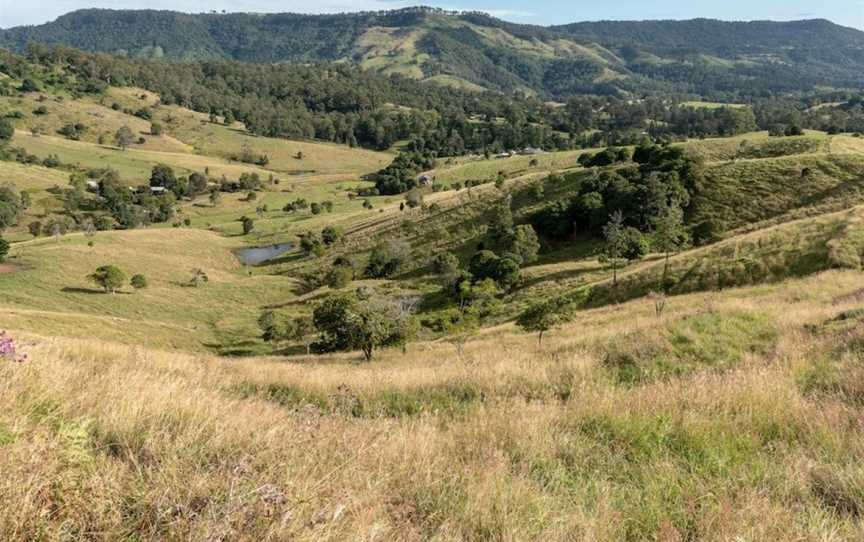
[3, 8, 864, 99]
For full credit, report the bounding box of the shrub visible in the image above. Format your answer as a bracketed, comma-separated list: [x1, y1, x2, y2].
[325, 266, 353, 289]
[130, 274, 148, 290]
[366, 239, 411, 278]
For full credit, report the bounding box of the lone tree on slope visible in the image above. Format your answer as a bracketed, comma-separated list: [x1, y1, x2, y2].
[89, 265, 127, 294]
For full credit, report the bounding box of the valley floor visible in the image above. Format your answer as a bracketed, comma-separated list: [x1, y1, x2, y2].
[2, 270, 864, 540]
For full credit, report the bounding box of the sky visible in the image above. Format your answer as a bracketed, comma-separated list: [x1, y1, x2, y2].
[1, 0, 862, 29]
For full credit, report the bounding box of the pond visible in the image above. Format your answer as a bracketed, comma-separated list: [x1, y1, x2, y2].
[234, 243, 294, 266]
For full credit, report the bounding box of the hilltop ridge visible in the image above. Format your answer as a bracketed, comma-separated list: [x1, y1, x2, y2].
[3, 7, 864, 99]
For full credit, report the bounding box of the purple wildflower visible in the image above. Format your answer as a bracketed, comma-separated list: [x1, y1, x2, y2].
[0, 331, 27, 363]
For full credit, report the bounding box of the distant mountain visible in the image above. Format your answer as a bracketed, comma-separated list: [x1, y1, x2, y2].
[3, 7, 864, 99]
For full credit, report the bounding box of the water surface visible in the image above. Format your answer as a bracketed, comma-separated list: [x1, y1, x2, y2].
[234, 243, 293, 265]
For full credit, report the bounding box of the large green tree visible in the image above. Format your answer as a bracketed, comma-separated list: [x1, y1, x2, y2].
[88, 265, 127, 294]
[312, 292, 413, 361]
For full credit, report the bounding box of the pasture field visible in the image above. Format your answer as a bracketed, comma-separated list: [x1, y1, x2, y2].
[11, 131, 271, 183]
[0, 228, 299, 353]
[2, 270, 864, 540]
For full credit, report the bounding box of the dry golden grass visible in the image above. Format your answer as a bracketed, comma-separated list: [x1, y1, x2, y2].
[2, 270, 864, 540]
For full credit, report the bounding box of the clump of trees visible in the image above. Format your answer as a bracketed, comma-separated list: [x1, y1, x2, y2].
[58, 122, 88, 141]
[374, 151, 436, 195]
[531, 143, 699, 245]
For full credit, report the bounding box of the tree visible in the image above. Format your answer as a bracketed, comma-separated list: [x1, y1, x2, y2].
[241, 216, 254, 235]
[517, 300, 571, 347]
[469, 250, 499, 281]
[150, 122, 162, 136]
[325, 266, 353, 289]
[404, 189, 423, 209]
[20, 78, 40, 92]
[602, 210, 627, 286]
[431, 252, 460, 284]
[258, 310, 289, 344]
[188, 172, 208, 196]
[493, 255, 521, 290]
[150, 164, 179, 193]
[468, 250, 520, 290]
[114, 126, 135, 150]
[209, 189, 221, 207]
[0, 237, 9, 262]
[88, 265, 126, 294]
[0, 185, 22, 231]
[130, 274, 148, 290]
[0, 118, 13, 143]
[299, 231, 323, 255]
[507, 224, 540, 264]
[652, 202, 690, 289]
[321, 226, 342, 246]
[366, 239, 411, 278]
[289, 316, 316, 355]
[313, 292, 411, 361]
[28, 221, 41, 237]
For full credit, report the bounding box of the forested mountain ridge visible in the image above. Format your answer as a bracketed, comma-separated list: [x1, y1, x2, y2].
[2, 7, 864, 100]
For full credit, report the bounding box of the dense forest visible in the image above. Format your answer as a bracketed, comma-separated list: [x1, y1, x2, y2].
[3, 8, 864, 100]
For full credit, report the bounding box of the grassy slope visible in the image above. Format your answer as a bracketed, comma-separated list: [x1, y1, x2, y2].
[0, 88, 393, 243]
[0, 160, 68, 241]
[2, 270, 864, 539]
[0, 228, 298, 353]
[0, 92, 191, 153]
[12, 130, 272, 183]
[0, 87, 394, 350]
[153, 103, 391, 178]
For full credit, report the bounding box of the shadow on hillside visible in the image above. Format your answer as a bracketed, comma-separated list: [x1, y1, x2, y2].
[61, 287, 132, 295]
[203, 339, 260, 357]
[519, 265, 603, 290]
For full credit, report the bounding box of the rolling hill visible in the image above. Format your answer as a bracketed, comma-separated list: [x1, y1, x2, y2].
[2, 26, 864, 538]
[3, 7, 864, 99]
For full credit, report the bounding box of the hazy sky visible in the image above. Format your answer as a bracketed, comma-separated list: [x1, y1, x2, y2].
[1, 0, 862, 29]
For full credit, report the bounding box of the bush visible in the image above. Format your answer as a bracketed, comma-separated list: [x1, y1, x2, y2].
[321, 226, 342, 246]
[366, 239, 411, 278]
[325, 266, 353, 289]
[130, 274, 148, 290]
